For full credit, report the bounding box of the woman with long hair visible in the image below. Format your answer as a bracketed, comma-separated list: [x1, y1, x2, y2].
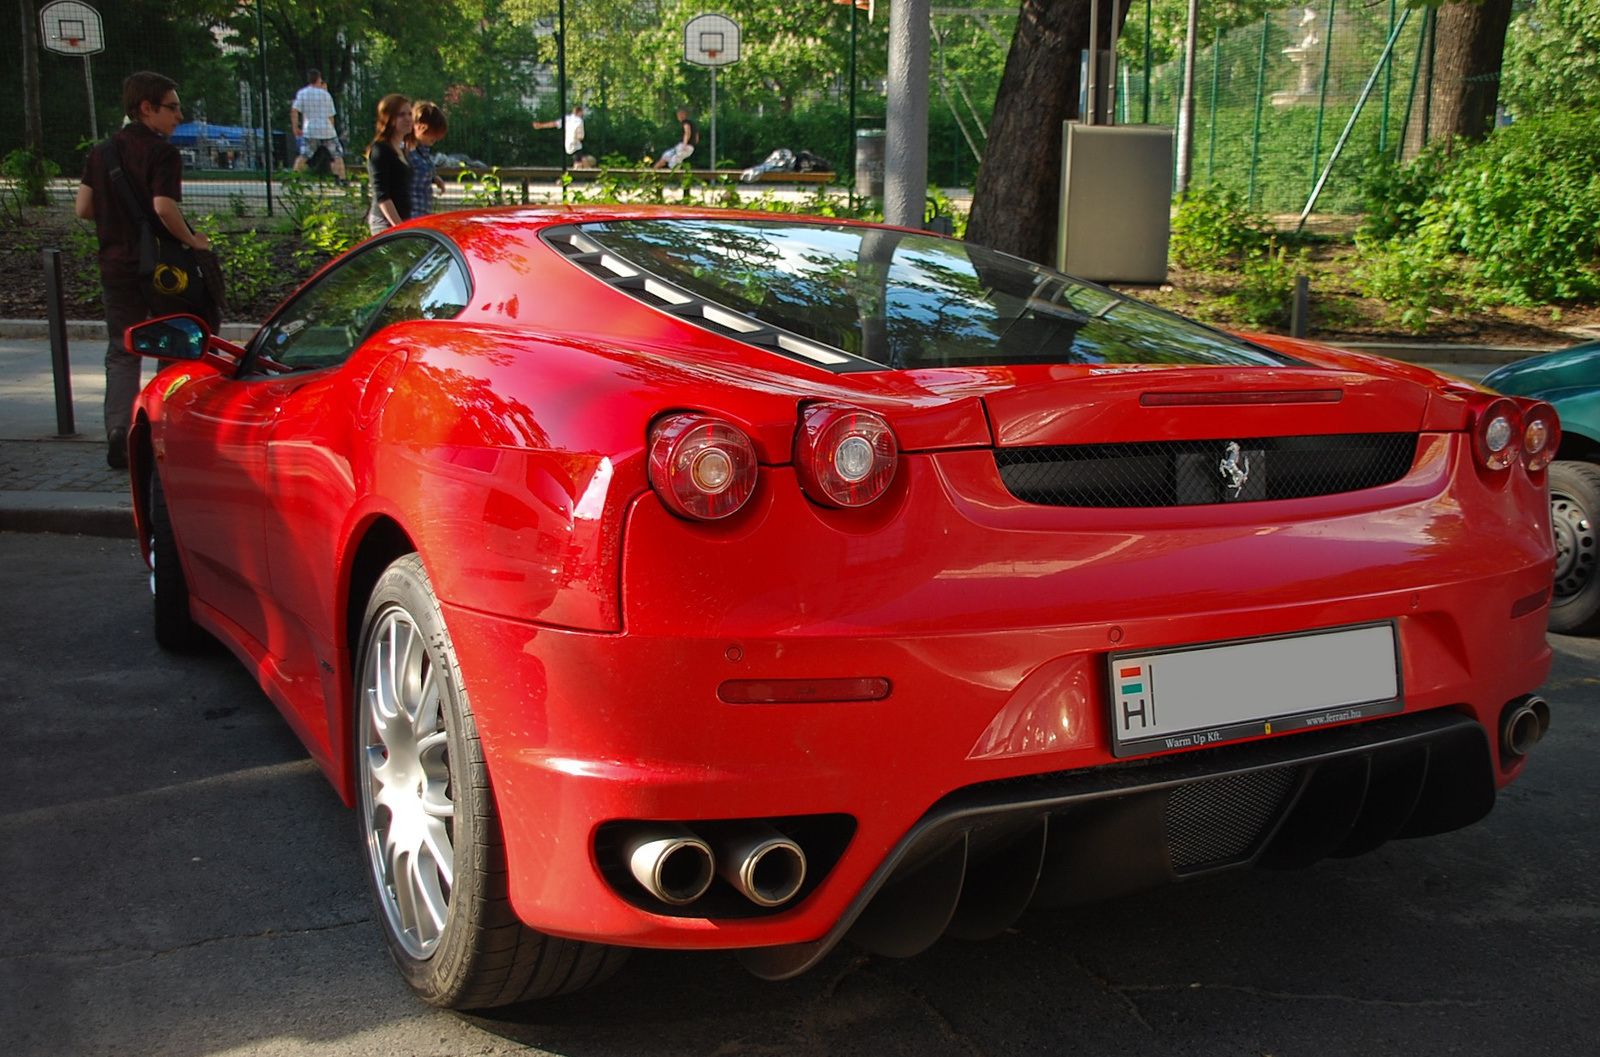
[366, 93, 414, 234]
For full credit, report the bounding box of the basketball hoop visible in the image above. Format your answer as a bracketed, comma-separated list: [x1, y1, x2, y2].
[682, 14, 740, 176]
[39, 3, 105, 140]
[682, 14, 739, 68]
[39, 2, 105, 56]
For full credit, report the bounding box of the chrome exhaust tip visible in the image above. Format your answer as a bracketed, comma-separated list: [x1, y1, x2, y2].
[1501, 695, 1551, 759]
[715, 825, 807, 908]
[625, 826, 715, 905]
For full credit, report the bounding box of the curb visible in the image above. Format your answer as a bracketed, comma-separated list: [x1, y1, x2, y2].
[1337, 341, 1559, 365]
[0, 492, 135, 538]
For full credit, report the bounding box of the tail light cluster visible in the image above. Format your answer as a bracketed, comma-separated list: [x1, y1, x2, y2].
[647, 414, 757, 521]
[1472, 397, 1559, 475]
[648, 403, 899, 521]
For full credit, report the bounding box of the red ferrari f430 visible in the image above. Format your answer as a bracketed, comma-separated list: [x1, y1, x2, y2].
[123, 207, 1558, 1008]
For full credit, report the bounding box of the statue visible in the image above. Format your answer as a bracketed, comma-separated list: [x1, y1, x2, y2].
[1273, 8, 1323, 108]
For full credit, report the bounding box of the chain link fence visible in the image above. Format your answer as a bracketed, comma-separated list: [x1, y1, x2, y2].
[1122, 1, 1438, 216]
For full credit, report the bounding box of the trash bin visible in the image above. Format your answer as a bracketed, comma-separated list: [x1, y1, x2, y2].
[855, 129, 885, 199]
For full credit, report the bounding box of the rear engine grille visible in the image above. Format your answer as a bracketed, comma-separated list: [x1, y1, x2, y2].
[1166, 767, 1300, 871]
[996, 433, 1418, 507]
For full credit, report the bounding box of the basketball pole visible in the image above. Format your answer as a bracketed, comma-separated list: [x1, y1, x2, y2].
[83, 52, 97, 141]
[710, 63, 717, 173]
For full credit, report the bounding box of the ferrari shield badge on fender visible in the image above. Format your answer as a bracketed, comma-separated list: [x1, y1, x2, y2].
[163, 374, 192, 400]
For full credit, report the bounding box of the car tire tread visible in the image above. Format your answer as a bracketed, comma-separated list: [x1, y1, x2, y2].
[149, 468, 210, 652]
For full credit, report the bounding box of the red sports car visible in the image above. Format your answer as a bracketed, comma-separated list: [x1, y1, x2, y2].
[125, 206, 1558, 1009]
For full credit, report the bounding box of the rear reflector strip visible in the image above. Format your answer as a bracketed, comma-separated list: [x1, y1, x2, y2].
[1141, 389, 1343, 407]
[719, 678, 892, 704]
[1510, 587, 1551, 620]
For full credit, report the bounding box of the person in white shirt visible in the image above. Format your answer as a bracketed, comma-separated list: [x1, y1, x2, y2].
[533, 104, 585, 165]
[290, 68, 347, 179]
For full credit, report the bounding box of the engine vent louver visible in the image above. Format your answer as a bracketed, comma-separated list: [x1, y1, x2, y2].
[543, 225, 855, 367]
[995, 432, 1418, 507]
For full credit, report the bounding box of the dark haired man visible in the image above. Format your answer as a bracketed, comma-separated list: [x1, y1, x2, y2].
[653, 107, 699, 170]
[75, 71, 213, 469]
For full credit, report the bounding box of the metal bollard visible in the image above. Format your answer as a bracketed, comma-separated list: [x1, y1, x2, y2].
[1290, 274, 1310, 339]
[41, 248, 77, 438]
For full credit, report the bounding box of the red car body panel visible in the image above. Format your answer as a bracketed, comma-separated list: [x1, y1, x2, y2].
[129, 206, 1556, 962]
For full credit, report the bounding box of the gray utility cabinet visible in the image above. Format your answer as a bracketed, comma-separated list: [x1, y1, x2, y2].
[1056, 123, 1174, 285]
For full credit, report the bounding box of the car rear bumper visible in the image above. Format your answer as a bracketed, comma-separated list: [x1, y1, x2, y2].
[443, 583, 1549, 952]
[439, 442, 1554, 951]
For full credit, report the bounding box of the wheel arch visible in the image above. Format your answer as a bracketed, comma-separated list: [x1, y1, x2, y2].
[130, 412, 155, 559]
[333, 515, 419, 804]
[1554, 428, 1600, 465]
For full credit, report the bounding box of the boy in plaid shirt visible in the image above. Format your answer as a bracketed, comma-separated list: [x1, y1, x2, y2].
[408, 102, 449, 215]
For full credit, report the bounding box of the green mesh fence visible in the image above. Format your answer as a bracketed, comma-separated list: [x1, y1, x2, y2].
[1121, 1, 1428, 216]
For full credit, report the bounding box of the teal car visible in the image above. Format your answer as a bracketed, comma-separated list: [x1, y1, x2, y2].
[1484, 341, 1600, 634]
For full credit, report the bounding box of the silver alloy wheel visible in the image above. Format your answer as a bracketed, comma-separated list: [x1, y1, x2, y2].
[360, 604, 456, 960]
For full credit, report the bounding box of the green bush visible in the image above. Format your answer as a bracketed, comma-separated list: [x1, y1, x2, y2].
[1, 148, 61, 210]
[1355, 108, 1600, 309]
[1169, 188, 1272, 272]
[1433, 108, 1600, 303]
[1352, 221, 1460, 333]
[198, 218, 278, 308]
[1357, 143, 1454, 242]
[1226, 240, 1302, 328]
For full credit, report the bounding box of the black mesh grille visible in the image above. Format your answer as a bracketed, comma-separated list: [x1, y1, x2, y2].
[1166, 767, 1299, 871]
[995, 433, 1418, 507]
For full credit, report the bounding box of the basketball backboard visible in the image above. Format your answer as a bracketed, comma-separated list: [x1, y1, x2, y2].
[40, 0, 105, 56]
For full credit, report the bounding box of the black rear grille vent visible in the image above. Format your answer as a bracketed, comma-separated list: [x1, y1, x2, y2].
[995, 432, 1418, 508]
[1166, 766, 1300, 871]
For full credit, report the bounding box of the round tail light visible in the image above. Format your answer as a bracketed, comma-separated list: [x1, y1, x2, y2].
[648, 414, 758, 520]
[1518, 400, 1560, 473]
[795, 403, 898, 508]
[1472, 398, 1522, 472]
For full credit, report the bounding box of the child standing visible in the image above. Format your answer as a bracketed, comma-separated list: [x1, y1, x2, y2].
[408, 101, 449, 215]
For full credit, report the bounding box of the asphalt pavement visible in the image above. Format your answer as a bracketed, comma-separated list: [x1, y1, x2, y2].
[0, 318, 1546, 541]
[3, 533, 1596, 1056]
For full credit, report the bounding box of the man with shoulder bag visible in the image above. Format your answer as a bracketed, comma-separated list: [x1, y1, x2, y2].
[76, 71, 221, 469]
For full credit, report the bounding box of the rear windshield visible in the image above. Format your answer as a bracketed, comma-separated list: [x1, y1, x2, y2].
[574, 218, 1294, 370]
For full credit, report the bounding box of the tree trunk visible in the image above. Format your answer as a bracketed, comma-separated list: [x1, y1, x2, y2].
[1428, 0, 1514, 147]
[966, 0, 1126, 266]
[21, 0, 42, 152]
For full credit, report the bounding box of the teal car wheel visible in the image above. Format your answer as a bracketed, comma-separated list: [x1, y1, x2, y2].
[1548, 461, 1600, 635]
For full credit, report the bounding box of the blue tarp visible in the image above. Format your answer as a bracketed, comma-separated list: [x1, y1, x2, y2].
[169, 122, 256, 146]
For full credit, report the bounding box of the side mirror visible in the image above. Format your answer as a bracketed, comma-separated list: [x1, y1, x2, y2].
[125, 314, 208, 361]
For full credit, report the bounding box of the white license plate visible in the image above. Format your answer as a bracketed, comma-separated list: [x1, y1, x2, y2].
[1108, 622, 1402, 758]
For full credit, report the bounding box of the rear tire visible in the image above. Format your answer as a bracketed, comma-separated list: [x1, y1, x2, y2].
[355, 553, 628, 1008]
[1548, 460, 1600, 635]
[148, 468, 208, 652]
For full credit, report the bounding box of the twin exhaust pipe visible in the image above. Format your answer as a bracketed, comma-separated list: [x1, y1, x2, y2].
[625, 823, 808, 908]
[1500, 695, 1551, 760]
